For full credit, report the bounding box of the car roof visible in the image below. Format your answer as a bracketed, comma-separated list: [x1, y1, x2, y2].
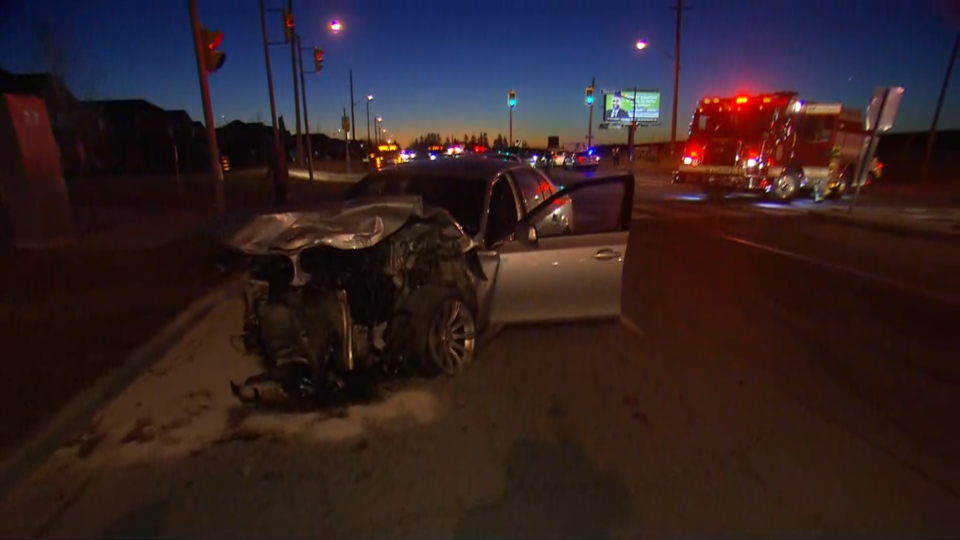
[368, 156, 519, 184]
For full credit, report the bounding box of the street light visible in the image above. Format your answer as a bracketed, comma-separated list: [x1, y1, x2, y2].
[366, 94, 373, 149]
[636, 40, 647, 50]
[330, 19, 341, 33]
[375, 116, 383, 144]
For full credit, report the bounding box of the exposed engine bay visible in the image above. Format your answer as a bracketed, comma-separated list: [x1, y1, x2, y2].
[221, 196, 484, 406]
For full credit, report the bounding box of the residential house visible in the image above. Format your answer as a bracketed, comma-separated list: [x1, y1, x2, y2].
[83, 99, 209, 173]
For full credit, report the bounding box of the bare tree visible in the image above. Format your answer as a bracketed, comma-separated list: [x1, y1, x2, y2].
[31, 12, 105, 101]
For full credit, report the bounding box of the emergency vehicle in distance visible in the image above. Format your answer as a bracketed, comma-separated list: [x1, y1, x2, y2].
[673, 91, 882, 202]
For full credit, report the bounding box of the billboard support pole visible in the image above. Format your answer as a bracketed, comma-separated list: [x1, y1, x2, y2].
[587, 77, 595, 149]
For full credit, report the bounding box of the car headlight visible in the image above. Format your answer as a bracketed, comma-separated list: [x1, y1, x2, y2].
[683, 157, 693, 165]
[746, 158, 757, 168]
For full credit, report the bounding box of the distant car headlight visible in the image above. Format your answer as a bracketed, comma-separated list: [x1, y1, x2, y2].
[683, 156, 693, 165]
[746, 158, 758, 168]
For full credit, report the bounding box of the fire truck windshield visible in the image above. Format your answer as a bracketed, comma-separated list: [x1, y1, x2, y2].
[692, 107, 775, 139]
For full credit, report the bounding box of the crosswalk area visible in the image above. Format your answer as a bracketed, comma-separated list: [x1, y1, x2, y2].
[632, 199, 810, 222]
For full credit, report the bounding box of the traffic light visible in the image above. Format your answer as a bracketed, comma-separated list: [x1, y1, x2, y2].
[282, 9, 294, 42]
[585, 86, 594, 106]
[200, 27, 226, 73]
[508, 89, 516, 109]
[314, 47, 323, 73]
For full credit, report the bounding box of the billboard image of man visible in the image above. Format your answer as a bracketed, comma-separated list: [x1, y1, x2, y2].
[606, 91, 631, 120]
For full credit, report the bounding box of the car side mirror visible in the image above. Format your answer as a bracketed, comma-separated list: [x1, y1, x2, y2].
[515, 222, 537, 245]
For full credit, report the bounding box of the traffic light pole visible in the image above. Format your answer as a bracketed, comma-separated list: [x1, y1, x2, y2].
[188, 0, 224, 214]
[587, 76, 595, 149]
[296, 35, 314, 182]
[509, 109, 513, 147]
[288, 0, 303, 167]
[259, 0, 286, 204]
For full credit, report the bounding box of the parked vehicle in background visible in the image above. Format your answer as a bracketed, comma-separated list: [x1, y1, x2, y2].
[565, 149, 601, 172]
[673, 92, 884, 202]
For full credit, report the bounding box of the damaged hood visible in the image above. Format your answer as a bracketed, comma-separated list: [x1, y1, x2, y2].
[221, 195, 476, 255]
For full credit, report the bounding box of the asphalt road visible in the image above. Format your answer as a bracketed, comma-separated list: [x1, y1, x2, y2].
[2, 172, 958, 538]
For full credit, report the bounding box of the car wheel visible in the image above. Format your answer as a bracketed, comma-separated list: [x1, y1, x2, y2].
[771, 171, 799, 203]
[406, 285, 477, 376]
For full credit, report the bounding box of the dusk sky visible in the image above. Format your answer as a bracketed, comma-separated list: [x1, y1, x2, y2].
[2, 0, 958, 147]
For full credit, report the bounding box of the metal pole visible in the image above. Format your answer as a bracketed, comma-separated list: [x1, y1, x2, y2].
[188, 0, 224, 214]
[174, 143, 182, 201]
[509, 108, 513, 148]
[922, 32, 959, 177]
[849, 88, 890, 214]
[297, 35, 314, 182]
[259, 0, 284, 203]
[288, 0, 302, 167]
[670, 0, 683, 159]
[344, 107, 352, 174]
[587, 76, 595, 148]
[349, 69, 357, 142]
[366, 101, 371, 149]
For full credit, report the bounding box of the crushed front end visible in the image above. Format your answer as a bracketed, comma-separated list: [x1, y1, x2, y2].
[222, 197, 480, 406]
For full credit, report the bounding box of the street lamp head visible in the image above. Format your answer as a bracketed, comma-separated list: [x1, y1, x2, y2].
[636, 40, 647, 50]
[376, 116, 382, 122]
[367, 94, 373, 101]
[330, 20, 341, 33]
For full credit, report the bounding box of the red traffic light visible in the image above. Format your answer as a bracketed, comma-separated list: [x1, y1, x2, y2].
[200, 28, 225, 73]
[282, 9, 294, 41]
[313, 47, 324, 73]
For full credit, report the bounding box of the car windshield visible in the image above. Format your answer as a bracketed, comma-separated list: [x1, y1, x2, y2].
[347, 172, 488, 235]
[692, 107, 775, 138]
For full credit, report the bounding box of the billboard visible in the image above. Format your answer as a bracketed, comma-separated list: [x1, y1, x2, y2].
[603, 90, 660, 125]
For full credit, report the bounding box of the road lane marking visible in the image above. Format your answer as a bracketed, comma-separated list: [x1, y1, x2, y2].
[718, 234, 959, 304]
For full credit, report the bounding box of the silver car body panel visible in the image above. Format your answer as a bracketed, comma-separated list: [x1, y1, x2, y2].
[487, 231, 627, 324]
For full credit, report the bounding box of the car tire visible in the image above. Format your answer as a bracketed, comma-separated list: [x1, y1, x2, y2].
[771, 171, 800, 203]
[399, 285, 477, 377]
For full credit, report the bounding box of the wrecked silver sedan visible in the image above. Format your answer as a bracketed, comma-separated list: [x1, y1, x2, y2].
[224, 158, 634, 404]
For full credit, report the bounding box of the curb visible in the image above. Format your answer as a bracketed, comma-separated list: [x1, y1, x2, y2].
[808, 210, 960, 243]
[0, 276, 243, 497]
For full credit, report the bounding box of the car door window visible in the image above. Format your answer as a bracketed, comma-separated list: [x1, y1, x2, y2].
[484, 178, 519, 248]
[512, 169, 551, 212]
[525, 174, 632, 239]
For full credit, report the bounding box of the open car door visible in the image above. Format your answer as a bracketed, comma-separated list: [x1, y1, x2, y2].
[488, 174, 634, 325]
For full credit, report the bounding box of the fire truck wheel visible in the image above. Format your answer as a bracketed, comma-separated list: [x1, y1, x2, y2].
[771, 171, 799, 203]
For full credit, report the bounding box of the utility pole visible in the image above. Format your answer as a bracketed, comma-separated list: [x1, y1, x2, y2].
[366, 98, 372, 149]
[349, 69, 357, 143]
[188, 0, 224, 214]
[343, 107, 352, 174]
[923, 32, 959, 177]
[587, 77, 595, 149]
[288, 0, 302, 167]
[297, 35, 314, 182]
[259, 0, 285, 204]
[670, 0, 688, 159]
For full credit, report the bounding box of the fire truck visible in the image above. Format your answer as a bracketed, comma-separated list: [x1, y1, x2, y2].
[672, 91, 882, 202]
